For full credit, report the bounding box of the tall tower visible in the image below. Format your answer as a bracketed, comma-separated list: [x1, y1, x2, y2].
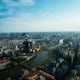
[74, 43, 79, 65]
[23, 39, 33, 53]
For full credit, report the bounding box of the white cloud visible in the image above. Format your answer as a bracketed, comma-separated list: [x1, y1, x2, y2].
[0, 9, 80, 32]
[0, 0, 35, 17]
[3, 0, 35, 7]
[0, 9, 13, 16]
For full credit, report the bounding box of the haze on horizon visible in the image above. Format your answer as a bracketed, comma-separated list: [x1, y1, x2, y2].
[0, 0, 80, 33]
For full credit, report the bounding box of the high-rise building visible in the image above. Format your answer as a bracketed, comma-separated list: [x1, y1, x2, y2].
[23, 39, 33, 53]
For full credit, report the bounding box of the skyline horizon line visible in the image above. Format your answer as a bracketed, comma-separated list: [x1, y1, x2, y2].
[0, 31, 80, 33]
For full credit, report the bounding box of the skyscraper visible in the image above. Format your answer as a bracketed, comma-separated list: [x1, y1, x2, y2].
[23, 39, 33, 53]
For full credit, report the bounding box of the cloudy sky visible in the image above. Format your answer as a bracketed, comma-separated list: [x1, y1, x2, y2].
[0, 0, 80, 32]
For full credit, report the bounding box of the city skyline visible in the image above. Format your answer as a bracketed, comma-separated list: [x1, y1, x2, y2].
[0, 0, 80, 32]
